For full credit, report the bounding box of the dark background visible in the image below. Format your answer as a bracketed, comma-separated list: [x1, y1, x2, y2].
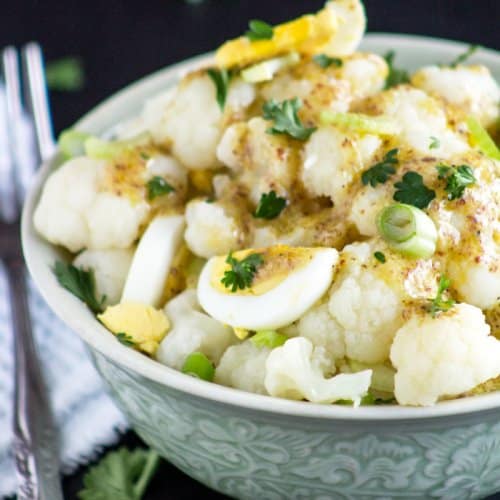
[1, 0, 500, 498]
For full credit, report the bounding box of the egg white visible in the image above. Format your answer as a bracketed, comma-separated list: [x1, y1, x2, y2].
[197, 248, 338, 330]
[121, 214, 185, 307]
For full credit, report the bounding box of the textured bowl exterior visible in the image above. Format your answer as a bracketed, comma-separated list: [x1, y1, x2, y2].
[22, 35, 500, 499]
[92, 348, 500, 499]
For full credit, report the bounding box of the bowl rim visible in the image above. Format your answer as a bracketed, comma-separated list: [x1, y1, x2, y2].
[22, 33, 500, 421]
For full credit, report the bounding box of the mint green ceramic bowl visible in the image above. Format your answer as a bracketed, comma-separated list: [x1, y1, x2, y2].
[23, 35, 500, 499]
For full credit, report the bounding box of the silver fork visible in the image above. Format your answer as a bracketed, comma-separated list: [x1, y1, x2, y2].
[1, 43, 62, 500]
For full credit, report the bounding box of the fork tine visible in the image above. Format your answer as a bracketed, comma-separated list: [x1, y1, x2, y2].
[22, 42, 55, 162]
[1, 46, 21, 222]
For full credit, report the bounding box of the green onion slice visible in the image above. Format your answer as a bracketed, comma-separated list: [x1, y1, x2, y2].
[466, 116, 500, 160]
[58, 129, 93, 160]
[377, 203, 437, 258]
[84, 132, 151, 160]
[181, 352, 215, 382]
[241, 52, 300, 83]
[320, 111, 400, 136]
[250, 330, 287, 349]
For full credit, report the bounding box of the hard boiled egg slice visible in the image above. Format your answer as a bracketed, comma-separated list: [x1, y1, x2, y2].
[198, 245, 338, 331]
[121, 214, 185, 307]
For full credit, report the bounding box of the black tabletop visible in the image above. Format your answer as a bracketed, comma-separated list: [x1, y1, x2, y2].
[2, 0, 500, 498]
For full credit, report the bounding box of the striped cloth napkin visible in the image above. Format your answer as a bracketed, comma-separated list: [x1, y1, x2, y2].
[0, 88, 128, 498]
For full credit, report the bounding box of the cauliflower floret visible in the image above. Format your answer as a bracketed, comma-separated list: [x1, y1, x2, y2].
[73, 248, 133, 306]
[215, 341, 270, 394]
[302, 126, 381, 209]
[339, 53, 388, 99]
[156, 290, 234, 369]
[390, 303, 500, 406]
[412, 65, 500, 128]
[184, 199, 241, 258]
[145, 154, 188, 199]
[216, 117, 300, 205]
[358, 86, 468, 158]
[349, 184, 387, 237]
[328, 242, 439, 364]
[265, 337, 372, 404]
[296, 302, 345, 361]
[154, 73, 222, 169]
[34, 157, 149, 252]
[154, 73, 255, 170]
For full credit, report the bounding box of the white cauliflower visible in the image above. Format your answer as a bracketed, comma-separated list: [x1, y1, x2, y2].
[390, 303, 500, 406]
[328, 242, 439, 364]
[34, 157, 149, 252]
[302, 126, 381, 209]
[156, 290, 234, 370]
[412, 64, 500, 128]
[359, 86, 468, 158]
[73, 248, 133, 306]
[145, 154, 188, 198]
[296, 302, 346, 361]
[184, 199, 241, 258]
[339, 53, 388, 99]
[215, 341, 270, 394]
[265, 337, 372, 404]
[154, 73, 255, 170]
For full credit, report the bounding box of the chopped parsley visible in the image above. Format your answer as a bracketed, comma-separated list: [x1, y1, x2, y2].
[361, 148, 399, 187]
[262, 98, 316, 140]
[374, 251, 386, 263]
[428, 275, 455, 317]
[436, 164, 476, 200]
[449, 44, 479, 68]
[383, 51, 410, 89]
[78, 447, 160, 500]
[53, 261, 105, 314]
[221, 251, 263, 292]
[207, 68, 232, 110]
[254, 191, 287, 219]
[146, 176, 175, 200]
[429, 136, 440, 150]
[313, 54, 343, 68]
[393, 171, 436, 209]
[245, 19, 274, 41]
[116, 333, 136, 348]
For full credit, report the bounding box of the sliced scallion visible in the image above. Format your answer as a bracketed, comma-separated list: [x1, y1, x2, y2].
[84, 132, 151, 160]
[466, 116, 500, 160]
[58, 129, 93, 160]
[320, 111, 400, 136]
[250, 330, 287, 349]
[181, 352, 215, 382]
[377, 203, 437, 258]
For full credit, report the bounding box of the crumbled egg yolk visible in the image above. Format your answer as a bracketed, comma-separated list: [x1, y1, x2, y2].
[215, 6, 338, 68]
[98, 302, 170, 354]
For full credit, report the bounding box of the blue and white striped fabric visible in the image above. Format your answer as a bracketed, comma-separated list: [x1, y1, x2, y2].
[0, 89, 128, 498]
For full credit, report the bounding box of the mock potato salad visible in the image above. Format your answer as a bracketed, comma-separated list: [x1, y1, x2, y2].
[35, 0, 500, 407]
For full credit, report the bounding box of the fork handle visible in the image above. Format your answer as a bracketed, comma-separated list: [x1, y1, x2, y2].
[6, 257, 63, 500]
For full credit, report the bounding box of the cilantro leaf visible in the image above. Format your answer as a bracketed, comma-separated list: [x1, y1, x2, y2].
[221, 251, 263, 292]
[383, 51, 410, 89]
[146, 176, 175, 200]
[263, 98, 316, 140]
[78, 447, 160, 500]
[116, 333, 136, 348]
[46, 57, 85, 92]
[53, 261, 105, 314]
[313, 54, 343, 69]
[254, 191, 287, 219]
[393, 171, 436, 209]
[436, 164, 476, 200]
[207, 68, 232, 110]
[374, 251, 386, 263]
[361, 148, 399, 187]
[428, 275, 455, 317]
[448, 44, 479, 68]
[245, 19, 274, 41]
[429, 136, 440, 150]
